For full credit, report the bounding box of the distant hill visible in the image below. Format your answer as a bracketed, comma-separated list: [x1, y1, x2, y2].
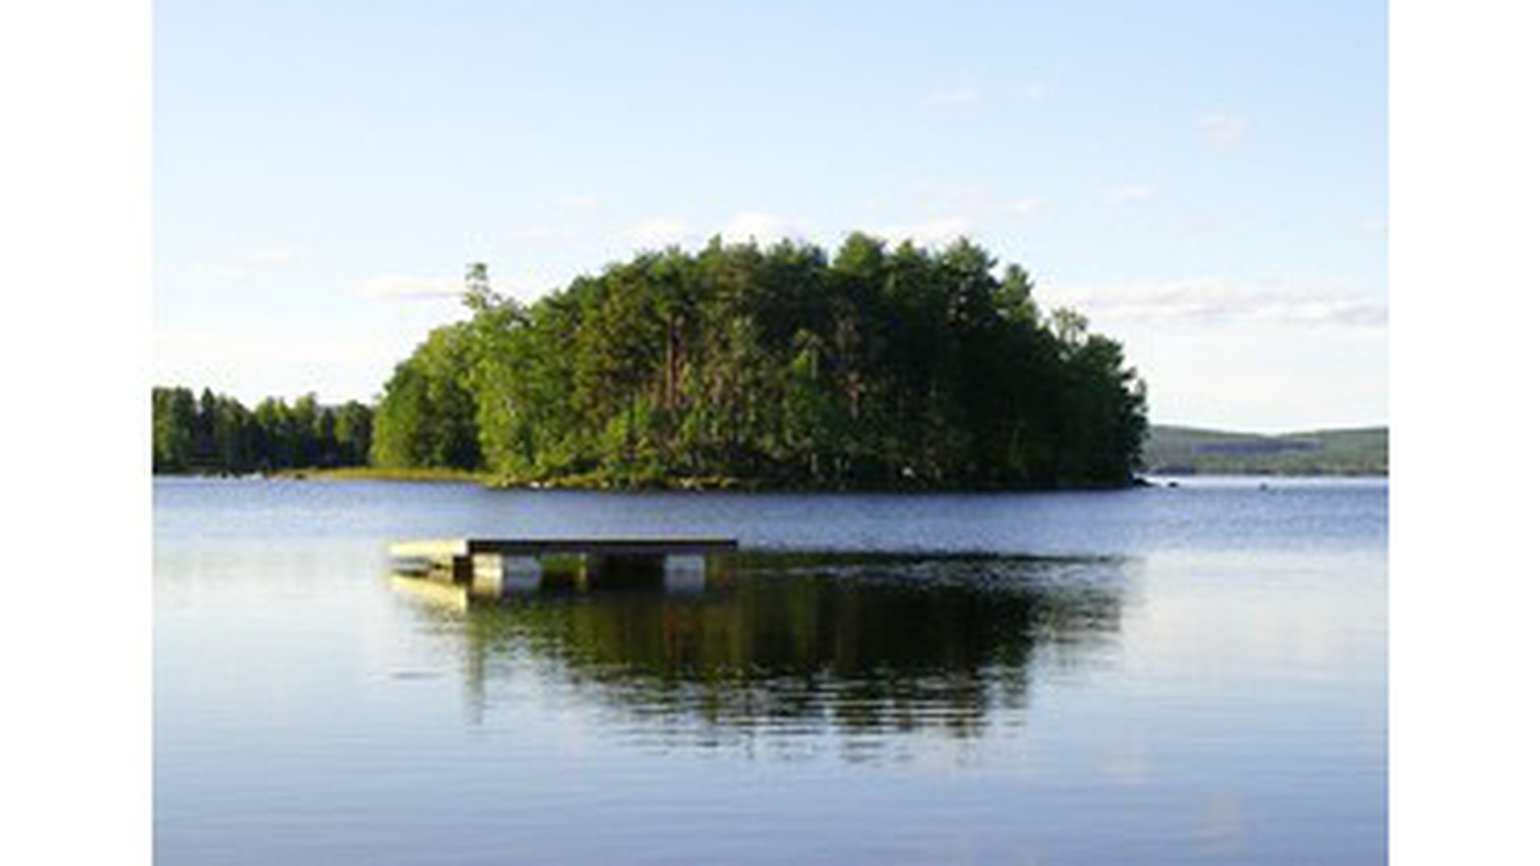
[1142, 425, 1387, 476]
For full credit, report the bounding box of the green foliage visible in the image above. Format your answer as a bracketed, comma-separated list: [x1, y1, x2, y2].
[376, 237, 1147, 488]
[152, 387, 198, 472]
[1141, 425, 1387, 476]
[371, 323, 482, 470]
[157, 237, 1149, 488]
[151, 386, 374, 474]
[333, 401, 374, 466]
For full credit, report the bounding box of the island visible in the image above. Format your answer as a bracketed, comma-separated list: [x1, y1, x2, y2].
[156, 234, 1150, 490]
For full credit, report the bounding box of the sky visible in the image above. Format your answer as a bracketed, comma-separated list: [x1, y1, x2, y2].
[152, 0, 1386, 432]
[13, 7, 1540, 863]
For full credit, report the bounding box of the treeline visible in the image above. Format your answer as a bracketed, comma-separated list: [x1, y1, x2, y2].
[152, 387, 372, 474]
[372, 234, 1148, 489]
[1142, 425, 1388, 476]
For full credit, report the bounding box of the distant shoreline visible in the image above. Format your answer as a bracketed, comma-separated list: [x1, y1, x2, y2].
[150, 423, 1389, 487]
[1141, 424, 1387, 476]
[231, 467, 1139, 492]
[152, 465, 1385, 490]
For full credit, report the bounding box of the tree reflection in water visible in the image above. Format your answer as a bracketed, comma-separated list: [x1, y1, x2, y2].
[393, 552, 1128, 756]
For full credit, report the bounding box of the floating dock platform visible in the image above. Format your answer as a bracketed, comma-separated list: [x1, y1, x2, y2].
[388, 537, 738, 597]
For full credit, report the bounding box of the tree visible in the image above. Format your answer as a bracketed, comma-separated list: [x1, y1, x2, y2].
[334, 401, 373, 466]
[152, 387, 197, 472]
[371, 324, 482, 469]
[374, 236, 1148, 489]
[152, 387, 375, 474]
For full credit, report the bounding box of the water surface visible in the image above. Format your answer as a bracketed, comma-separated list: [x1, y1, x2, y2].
[155, 477, 1385, 864]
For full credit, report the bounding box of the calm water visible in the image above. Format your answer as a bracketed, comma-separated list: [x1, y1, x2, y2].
[155, 477, 1386, 865]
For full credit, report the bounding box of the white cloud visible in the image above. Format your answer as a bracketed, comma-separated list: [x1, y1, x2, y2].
[557, 195, 598, 210]
[877, 216, 974, 246]
[1360, 214, 1388, 234]
[914, 182, 993, 211]
[185, 245, 303, 281]
[508, 224, 587, 243]
[186, 262, 248, 281]
[1179, 212, 1240, 235]
[620, 217, 691, 247]
[358, 273, 462, 302]
[901, 183, 1044, 221]
[153, 326, 412, 404]
[508, 227, 562, 242]
[1051, 278, 1387, 328]
[865, 185, 1042, 244]
[1004, 197, 1043, 218]
[243, 246, 301, 264]
[1104, 183, 1157, 204]
[925, 86, 980, 107]
[156, 327, 400, 370]
[1196, 112, 1246, 148]
[722, 212, 801, 245]
[1023, 82, 1047, 101]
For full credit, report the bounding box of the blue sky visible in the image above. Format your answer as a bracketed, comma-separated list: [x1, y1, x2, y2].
[153, 0, 1386, 431]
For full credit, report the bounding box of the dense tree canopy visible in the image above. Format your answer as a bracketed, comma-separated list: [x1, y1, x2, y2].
[370, 323, 482, 470]
[151, 387, 372, 474]
[153, 237, 1148, 487]
[373, 235, 1148, 488]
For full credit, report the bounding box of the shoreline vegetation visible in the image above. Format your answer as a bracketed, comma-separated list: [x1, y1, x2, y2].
[162, 423, 1390, 486]
[153, 233, 1386, 489]
[252, 422, 1388, 487]
[262, 466, 1142, 490]
[159, 235, 1156, 490]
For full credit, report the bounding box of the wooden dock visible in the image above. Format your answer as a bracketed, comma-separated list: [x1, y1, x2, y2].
[389, 537, 738, 560]
[388, 537, 738, 597]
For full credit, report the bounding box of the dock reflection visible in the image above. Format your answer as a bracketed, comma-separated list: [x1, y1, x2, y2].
[391, 552, 1128, 752]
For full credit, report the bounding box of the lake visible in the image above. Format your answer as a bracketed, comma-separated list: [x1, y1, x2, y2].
[154, 476, 1386, 865]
